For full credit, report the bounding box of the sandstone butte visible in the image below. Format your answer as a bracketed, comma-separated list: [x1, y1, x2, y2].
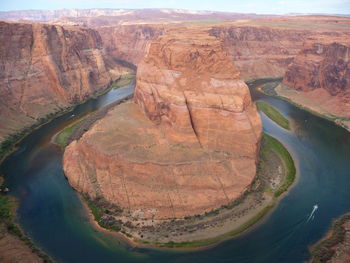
[0, 20, 128, 143]
[63, 28, 262, 219]
[281, 40, 350, 130]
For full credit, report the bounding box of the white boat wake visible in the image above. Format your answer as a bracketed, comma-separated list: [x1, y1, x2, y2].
[307, 204, 318, 222]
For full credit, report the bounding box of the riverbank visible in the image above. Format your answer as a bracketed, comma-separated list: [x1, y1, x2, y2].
[52, 74, 135, 148]
[81, 132, 296, 249]
[0, 71, 135, 164]
[309, 213, 350, 263]
[261, 82, 350, 133]
[256, 101, 291, 130]
[52, 95, 132, 148]
[0, 178, 52, 263]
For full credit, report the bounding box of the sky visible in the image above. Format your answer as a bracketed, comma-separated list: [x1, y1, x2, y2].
[0, 0, 349, 15]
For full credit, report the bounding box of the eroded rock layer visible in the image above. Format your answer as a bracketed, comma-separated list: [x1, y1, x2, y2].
[63, 29, 262, 219]
[0, 21, 126, 142]
[209, 26, 308, 80]
[282, 41, 350, 121]
[97, 25, 165, 66]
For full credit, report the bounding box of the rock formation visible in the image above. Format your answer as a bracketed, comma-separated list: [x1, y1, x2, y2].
[281, 40, 350, 129]
[0, 21, 127, 143]
[63, 28, 262, 219]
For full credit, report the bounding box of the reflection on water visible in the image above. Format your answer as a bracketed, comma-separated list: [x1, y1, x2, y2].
[1, 80, 350, 263]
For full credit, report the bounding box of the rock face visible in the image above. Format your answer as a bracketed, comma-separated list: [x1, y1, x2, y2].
[97, 25, 165, 66]
[0, 21, 126, 143]
[209, 26, 309, 80]
[63, 29, 262, 219]
[282, 41, 350, 120]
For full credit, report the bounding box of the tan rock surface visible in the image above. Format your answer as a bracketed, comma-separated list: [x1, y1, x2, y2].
[0, 233, 43, 263]
[0, 21, 127, 143]
[63, 29, 262, 219]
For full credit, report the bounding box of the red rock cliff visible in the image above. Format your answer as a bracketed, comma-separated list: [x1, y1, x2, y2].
[282, 40, 350, 120]
[97, 25, 165, 66]
[0, 21, 126, 142]
[209, 26, 309, 80]
[63, 29, 262, 219]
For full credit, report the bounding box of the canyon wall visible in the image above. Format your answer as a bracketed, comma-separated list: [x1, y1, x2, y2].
[280, 40, 350, 129]
[63, 28, 262, 219]
[209, 26, 309, 80]
[95, 20, 350, 81]
[0, 21, 127, 143]
[96, 24, 311, 80]
[97, 25, 165, 66]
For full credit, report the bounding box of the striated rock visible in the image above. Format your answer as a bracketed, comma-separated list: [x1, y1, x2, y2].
[282, 40, 350, 122]
[97, 25, 165, 66]
[63, 29, 262, 219]
[0, 21, 127, 143]
[209, 26, 310, 80]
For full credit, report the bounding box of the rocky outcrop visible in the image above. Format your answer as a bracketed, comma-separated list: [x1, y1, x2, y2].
[0, 21, 127, 143]
[97, 25, 165, 66]
[309, 213, 350, 263]
[281, 40, 350, 128]
[63, 28, 262, 219]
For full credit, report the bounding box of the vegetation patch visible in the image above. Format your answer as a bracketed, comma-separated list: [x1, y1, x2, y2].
[83, 195, 124, 232]
[262, 133, 296, 197]
[54, 120, 83, 148]
[256, 101, 290, 130]
[111, 73, 135, 89]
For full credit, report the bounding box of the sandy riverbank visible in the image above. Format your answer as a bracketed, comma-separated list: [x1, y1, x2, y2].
[273, 84, 350, 133]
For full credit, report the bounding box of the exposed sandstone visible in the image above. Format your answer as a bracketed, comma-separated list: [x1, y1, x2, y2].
[63, 28, 262, 219]
[0, 21, 127, 143]
[209, 26, 308, 80]
[97, 25, 165, 66]
[281, 40, 350, 130]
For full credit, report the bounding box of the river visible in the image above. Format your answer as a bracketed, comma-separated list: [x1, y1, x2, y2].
[1, 80, 350, 263]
